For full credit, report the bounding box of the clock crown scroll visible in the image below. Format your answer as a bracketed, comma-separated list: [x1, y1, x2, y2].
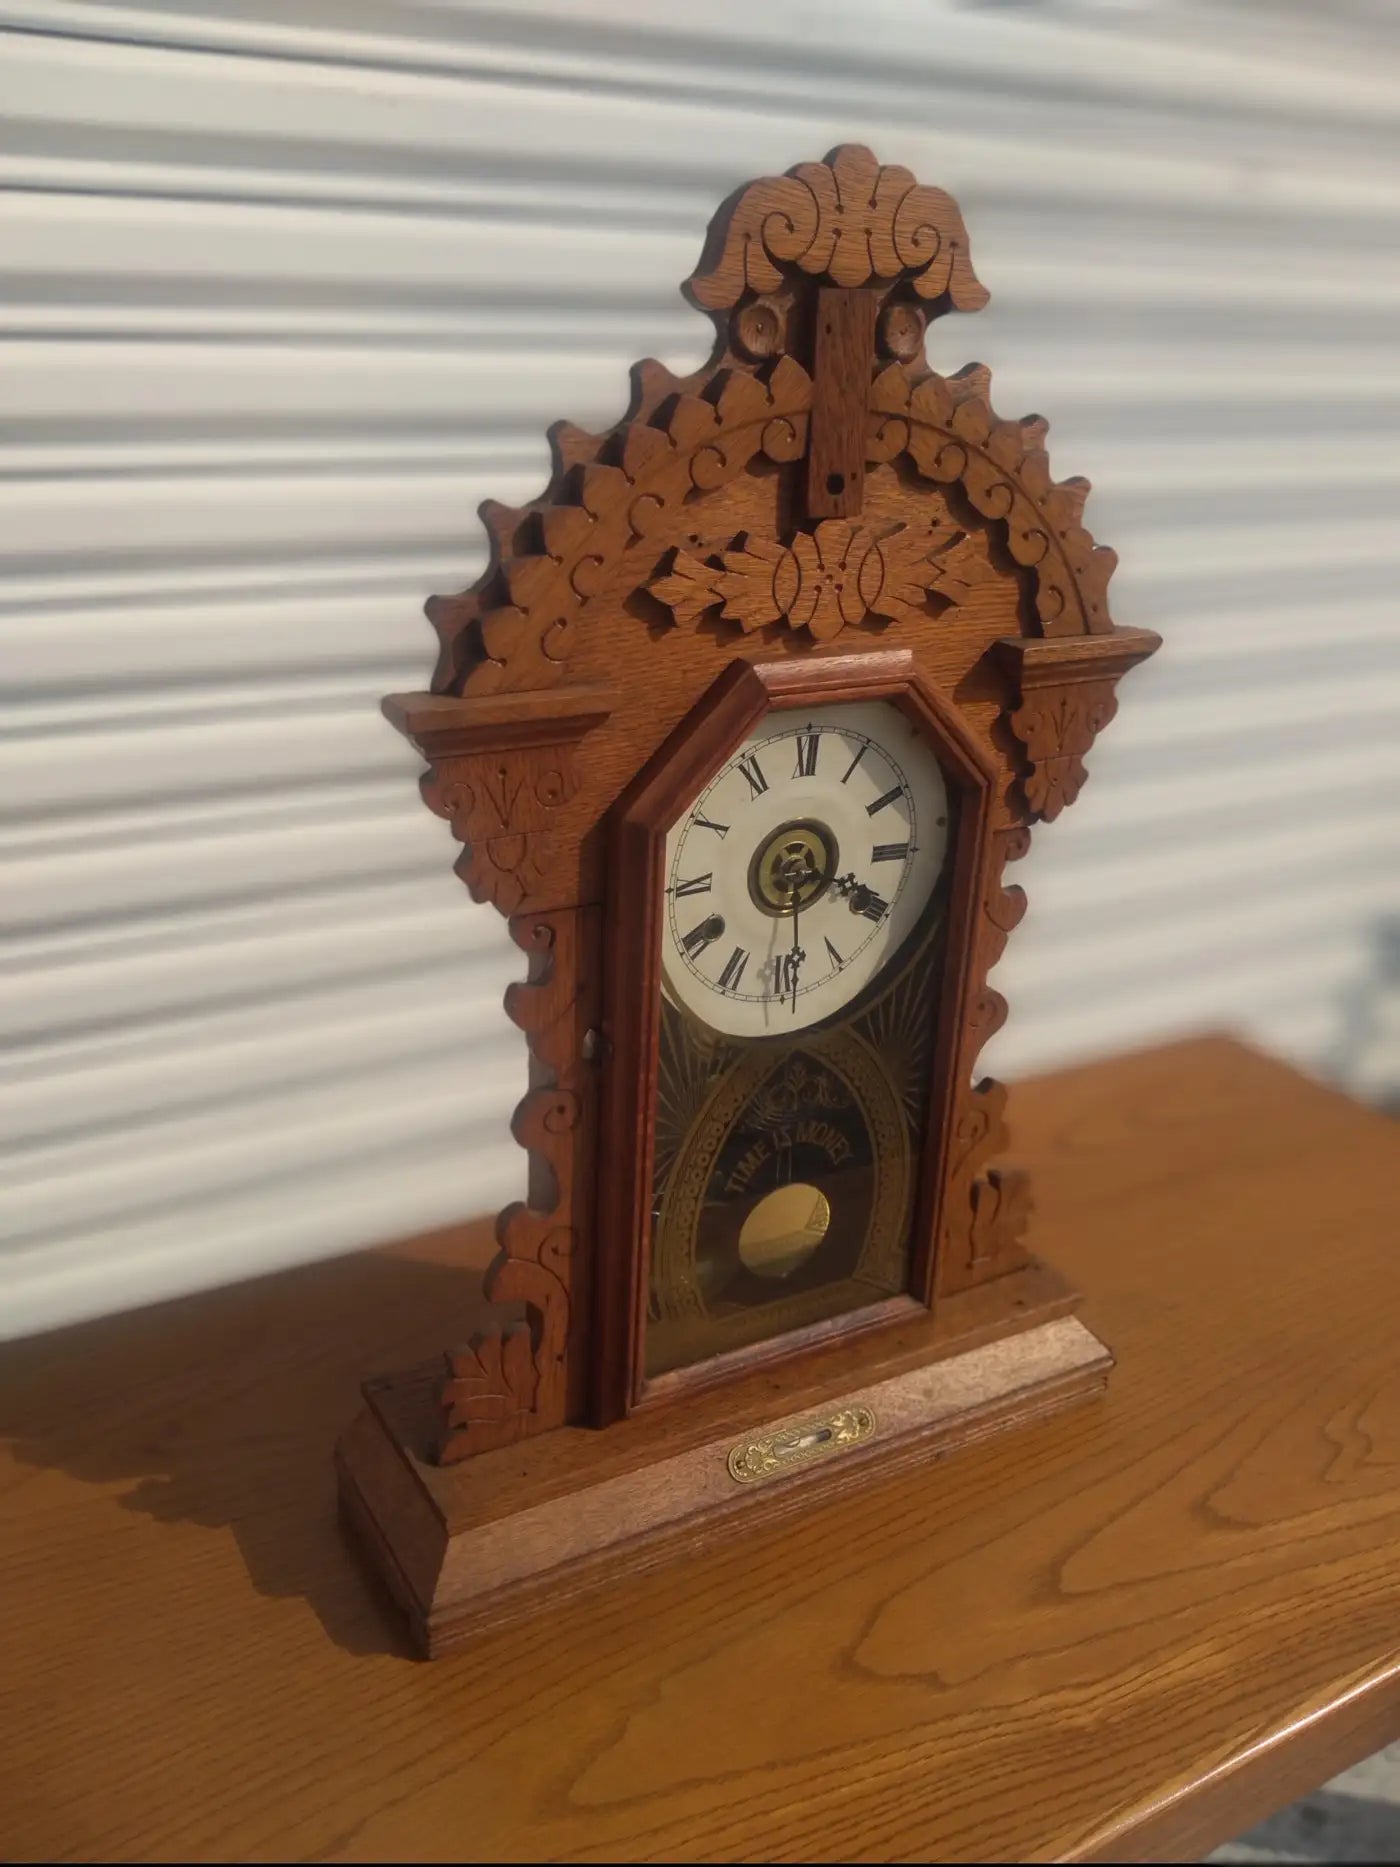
[344, 143, 1160, 1656]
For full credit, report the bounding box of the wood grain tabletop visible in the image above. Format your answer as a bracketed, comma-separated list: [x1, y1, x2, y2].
[3, 1035, 1399, 1863]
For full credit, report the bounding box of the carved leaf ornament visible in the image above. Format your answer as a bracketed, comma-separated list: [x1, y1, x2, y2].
[650, 520, 983, 642]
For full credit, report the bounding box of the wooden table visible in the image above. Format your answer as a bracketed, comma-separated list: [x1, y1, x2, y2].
[3, 1036, 1399, 1863]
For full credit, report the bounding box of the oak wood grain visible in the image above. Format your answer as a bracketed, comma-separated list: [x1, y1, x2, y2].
[4, 1035, 1398, 1863]
[344, 1310, 1110, 1656]
[805, 286, 877, 518]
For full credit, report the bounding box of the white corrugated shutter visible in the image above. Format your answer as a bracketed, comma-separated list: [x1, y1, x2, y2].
[5, 1, 1399, 1337]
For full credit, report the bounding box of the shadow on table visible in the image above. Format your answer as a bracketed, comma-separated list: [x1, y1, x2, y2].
[0, 1224, 494, 1660]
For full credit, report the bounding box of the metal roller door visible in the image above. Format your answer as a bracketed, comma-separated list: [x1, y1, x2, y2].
[4, 0, 1398, 1334]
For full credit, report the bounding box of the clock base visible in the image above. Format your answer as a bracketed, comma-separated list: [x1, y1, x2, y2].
[337, 1262, 1111, 1658]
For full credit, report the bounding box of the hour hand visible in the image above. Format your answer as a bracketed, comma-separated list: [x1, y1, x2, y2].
[775, 942, 805, 1010]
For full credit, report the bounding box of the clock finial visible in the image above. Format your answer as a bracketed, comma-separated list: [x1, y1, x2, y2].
[687, 144, 988, 314]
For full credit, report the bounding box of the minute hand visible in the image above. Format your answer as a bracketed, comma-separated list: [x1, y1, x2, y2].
[786, 887, 806, 1014]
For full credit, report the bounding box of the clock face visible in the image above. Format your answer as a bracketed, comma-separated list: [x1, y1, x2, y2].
[661, 700, 950, 1037]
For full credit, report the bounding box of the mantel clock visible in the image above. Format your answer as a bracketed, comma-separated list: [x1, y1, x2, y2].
[336, 147, 1159, 1656]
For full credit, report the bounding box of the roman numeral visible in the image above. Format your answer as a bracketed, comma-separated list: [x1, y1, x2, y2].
[840, 743, 867, 785]
[717, 946, 749, 992]
[866, 784, 904, 817]
[737, 755, 768, 798]
[672, 872, 712, 897]
[691, 811, 728, 838]
[871, 842, 910, 864]
[681, 917, 722, 957]
[793, 733, 819, 778]
[858, 891, 890, 922]
[824, 936, 844, 969]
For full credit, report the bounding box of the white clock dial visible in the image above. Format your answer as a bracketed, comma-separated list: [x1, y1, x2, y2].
[660, 699, 950, 1037]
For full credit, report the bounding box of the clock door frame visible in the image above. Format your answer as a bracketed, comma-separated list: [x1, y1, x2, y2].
[592, 646, 1000, 1425]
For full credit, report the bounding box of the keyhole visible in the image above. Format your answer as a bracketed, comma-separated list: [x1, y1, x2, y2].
[826, 472, 844, 495]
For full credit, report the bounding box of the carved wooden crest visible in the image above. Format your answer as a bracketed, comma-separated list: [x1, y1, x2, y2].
[380, 146, 1159, 1464]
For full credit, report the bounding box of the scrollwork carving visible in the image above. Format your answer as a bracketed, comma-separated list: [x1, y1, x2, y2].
[869, 363, 1118, 638]
[420, 152, 1121, 696]
[942, 1081, 1031, 1279]
[432, 358, 812, 695]
[433, 341, 1116, 683]
[688, 144, 988, 312]
[939, 828, 1034, 1293]
[438, 908, 598, 1464]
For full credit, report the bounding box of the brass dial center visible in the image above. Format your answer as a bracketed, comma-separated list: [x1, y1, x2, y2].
[747, 819, 839, 916]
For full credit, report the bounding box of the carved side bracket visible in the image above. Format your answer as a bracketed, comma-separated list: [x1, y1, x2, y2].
[938, 826, 1034, 1293]
[938, 630, 1159, 1291]
[439, 906, 600, 1464]
[995, 629, 1161, 820]
[383, 685, 616, 916]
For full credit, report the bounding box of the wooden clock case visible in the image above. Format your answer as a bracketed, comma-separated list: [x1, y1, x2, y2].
[336, 146, 1159, 1657]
